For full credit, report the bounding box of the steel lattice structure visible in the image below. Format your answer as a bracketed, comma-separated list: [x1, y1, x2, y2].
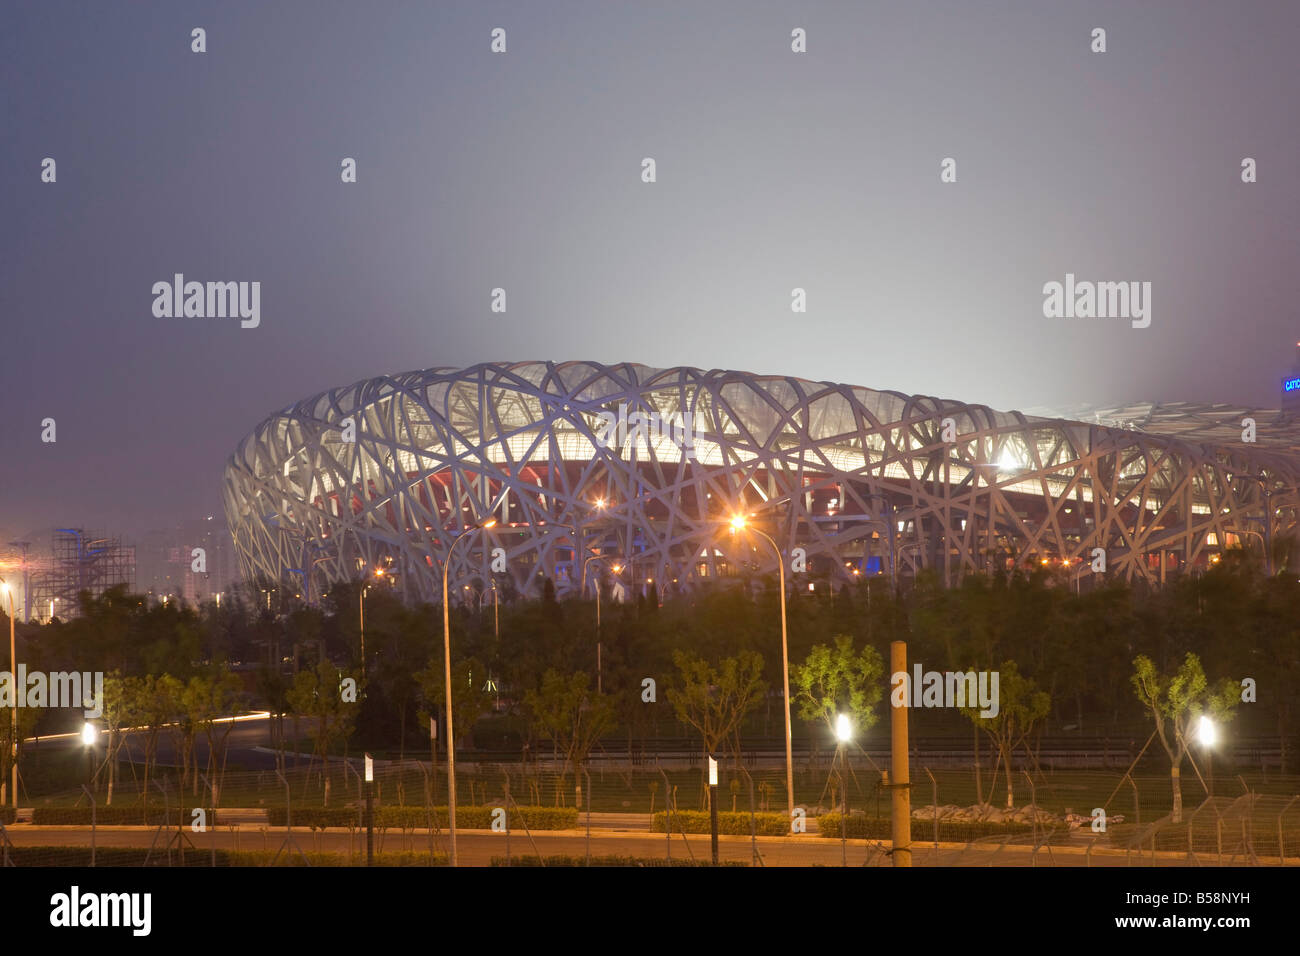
[222, 361, 1300, 604]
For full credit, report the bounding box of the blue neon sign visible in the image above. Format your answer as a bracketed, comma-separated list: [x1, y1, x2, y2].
[1285, 377, 1300, 393]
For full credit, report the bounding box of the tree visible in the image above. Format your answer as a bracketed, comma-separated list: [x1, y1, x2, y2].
[1131, 652, 1239, 823]
[668, 650, 767, 808]
[792, 635, 885, 740]
[135, 674, 179, 804]
[185, 667, 243, 797]
[524, 670, 614, 806]
[286, 660, 362, 805]
[416, 656, 493, 766]
[99, 672, 143, 805]
[960, 660, 1050, 809]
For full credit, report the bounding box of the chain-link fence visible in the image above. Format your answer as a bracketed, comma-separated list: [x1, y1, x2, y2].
[5, 749, 1300, 866]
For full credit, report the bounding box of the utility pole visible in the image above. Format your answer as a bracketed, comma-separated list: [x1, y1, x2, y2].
[889, 640, 912, 866]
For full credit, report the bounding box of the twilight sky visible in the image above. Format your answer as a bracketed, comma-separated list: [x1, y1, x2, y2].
[2, 0, 1298, 546]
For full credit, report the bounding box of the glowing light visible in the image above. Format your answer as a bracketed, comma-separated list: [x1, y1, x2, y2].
[836, 713, 852, 742]
[729, 515, 747, 531]
[1197, 715, 1217, 748]
[81, 723, 97, 747]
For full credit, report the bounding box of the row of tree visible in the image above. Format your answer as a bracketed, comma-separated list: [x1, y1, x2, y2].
[6, 548, 1294, 820]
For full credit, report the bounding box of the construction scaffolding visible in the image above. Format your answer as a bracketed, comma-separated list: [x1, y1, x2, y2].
[30, 528, 136, 621]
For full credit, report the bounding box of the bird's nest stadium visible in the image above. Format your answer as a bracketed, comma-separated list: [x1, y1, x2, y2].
[222, 361, 1300, 605]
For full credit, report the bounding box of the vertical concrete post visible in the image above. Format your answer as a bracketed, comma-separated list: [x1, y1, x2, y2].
[890, 640, 912, 866]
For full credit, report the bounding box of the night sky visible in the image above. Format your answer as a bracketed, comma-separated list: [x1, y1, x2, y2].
[2, 0, 1298, 545]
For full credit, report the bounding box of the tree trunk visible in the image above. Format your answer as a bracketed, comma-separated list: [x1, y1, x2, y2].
[973, 722, 983, 805]
[1002, 742, 1014, 809]
[1170, 765, 1182, 824]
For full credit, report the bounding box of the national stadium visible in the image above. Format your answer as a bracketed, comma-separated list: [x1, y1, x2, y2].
[222, 361, 1300, 605]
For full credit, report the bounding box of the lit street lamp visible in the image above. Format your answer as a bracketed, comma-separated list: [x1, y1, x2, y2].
[1197, 714, 1217, 797]
[728, 515, 795, 832]
[359, 567, 386, 679]
[442, 519, 497, 867]
[82, 721, 98, 792]
[836, 714, 853, 851]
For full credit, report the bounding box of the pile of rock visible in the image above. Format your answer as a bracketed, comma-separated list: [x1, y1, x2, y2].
[911, 803, 1059, 825]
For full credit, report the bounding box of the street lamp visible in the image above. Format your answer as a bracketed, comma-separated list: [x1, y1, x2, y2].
[1, 579, 15, 808]
[836, 713, 851, 866]
[82, 721, 97, 792]
[359, 568, 386, 679]
[1197, 714, 1217, 797]
[728, 515, 795, 832]
[442, 518, 497, 867]
[582, 553, 620, 694]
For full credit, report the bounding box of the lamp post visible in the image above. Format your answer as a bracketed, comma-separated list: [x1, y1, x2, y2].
[728, 516, 795, 832]
[582, 553, 619, 694]
[1, 579, 15, 809]
[442, 519, 497, 867]
[364, 752, 374, 866]
[82, 721, 97, 793]
[1197, 714, 1217, 798]
[708, 755, 719, 865]
[836, 713, 852, 866]
[359, 568, 386, 680]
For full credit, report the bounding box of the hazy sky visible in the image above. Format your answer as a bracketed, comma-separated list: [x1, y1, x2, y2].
[2, 0, 1298, 545]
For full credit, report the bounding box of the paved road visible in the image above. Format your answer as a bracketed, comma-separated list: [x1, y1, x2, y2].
[3, 824, 1262, 866]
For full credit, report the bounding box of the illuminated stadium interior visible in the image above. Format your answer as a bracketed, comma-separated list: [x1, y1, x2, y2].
[222, 362, 1300, 604]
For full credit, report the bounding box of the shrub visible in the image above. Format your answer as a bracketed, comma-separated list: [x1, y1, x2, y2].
[32, 805, 218, 826]
[2, 846, 446, 866]
[265, 807, 357, 829]
[491, 854, 746, 867]
[651, 809, 790, 835]
[266, 804, 578, 831]
[0, 806, 15, 825]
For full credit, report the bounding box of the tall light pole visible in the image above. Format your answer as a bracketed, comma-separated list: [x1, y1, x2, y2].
[582, 553, 619, 694]
[1197, 714, 1217, 798]
[359, 568, 385, 680]
[728, 515, 795, 832]
[836, 713, 852, 866]
[442, 519, 497, 867]
[1, 579, 15, 808]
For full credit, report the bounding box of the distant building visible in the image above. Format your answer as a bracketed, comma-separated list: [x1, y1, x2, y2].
[30, 528, 136, 621]
[138, 516, 238, 607]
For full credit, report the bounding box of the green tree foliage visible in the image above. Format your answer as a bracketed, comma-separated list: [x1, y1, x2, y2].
[1131, 652, 1239, 822]
[416, 657, 493, 764]
[286, 660, 361, 803]
[960, 660, 1051, 809]
[667, 651, 767, 759]
[792, 635, 885, 738]
[523, 670, 614, 804]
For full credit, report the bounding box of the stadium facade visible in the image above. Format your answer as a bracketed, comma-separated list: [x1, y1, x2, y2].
[222, 361, 1300, 605]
